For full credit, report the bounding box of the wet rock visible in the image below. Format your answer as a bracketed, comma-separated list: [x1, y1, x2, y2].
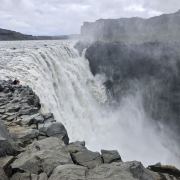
[71, 150, 102, 169]
[101, 149, 122, 163]
[11, 137, 72, 176]
[49, 164, 87, 180]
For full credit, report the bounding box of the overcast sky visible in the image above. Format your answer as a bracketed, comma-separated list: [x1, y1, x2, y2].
[0, 0, 180, 35]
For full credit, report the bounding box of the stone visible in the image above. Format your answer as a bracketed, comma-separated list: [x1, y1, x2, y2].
[9, 126, 39, 144]
[67, 141, 87, 153]
[38, 172, 48, 180]
[6, 103, 20, 113]
[86, 161, 158, 180]
[19, 107, 39, 116]
[11, 137, 73, 176]
[0, 120, 17, 156]
[20, 113, 44, 126]
[49, 164, 87, 180]
[10, 172, 39, 180]
[0, 167, 8, 180]
[148, 163, 180, 178]
[0, 156, 14, 176]
[101, 149, 122, 163]
[71, 150, 102, 169]
[40, 122, 69, 145]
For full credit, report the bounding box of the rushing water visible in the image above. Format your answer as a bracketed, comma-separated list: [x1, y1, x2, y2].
[0, 40, 179, 167]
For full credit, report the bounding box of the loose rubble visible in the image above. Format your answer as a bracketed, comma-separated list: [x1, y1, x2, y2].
[0, 80, 179, 180]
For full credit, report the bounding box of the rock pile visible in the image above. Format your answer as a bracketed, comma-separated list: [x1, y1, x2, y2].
[0, 80, 179, 180]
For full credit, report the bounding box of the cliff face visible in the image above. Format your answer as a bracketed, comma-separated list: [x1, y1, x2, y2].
[81, 10, 180, 43]
[0, 80, 179, 179]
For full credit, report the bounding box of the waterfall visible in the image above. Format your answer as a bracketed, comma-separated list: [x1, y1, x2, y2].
[0, 40, 179, 167]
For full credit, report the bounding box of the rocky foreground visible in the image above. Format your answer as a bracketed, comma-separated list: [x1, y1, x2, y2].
[0, 80, 180, 180]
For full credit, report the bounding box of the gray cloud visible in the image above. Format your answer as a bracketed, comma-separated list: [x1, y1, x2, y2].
[0, 0, 179, 35]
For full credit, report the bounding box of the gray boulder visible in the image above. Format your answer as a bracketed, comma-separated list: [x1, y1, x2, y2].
[40, 122, 69, 145]
[10, 172, 39, 180]
[101, 149, 122, 163]
[11, 137, 73, 176]
[38, 172, 48, 180]
[9, 126, 39, 144]
[49, 164, 87, 180]
[71, 150, 102, 169]
[67, 141, 87, 153]
[86, 161, 158, 180]
[0, 167, 8, 180]
[0, 120, 17, 156]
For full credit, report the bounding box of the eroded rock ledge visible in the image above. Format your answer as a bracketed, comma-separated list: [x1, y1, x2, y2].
[0, 80, 179, 180]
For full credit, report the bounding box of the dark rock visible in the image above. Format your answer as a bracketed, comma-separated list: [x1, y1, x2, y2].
[148, 163, 180, 178]
[0, 120, 17, 156]
[0, 167, 8, 180]
[0, 156, 14, 177]
[71, 150, 102, 169]
[38, 172, 48, 180]
[101, 150, 122, 163]
[40, 122, 69, 145]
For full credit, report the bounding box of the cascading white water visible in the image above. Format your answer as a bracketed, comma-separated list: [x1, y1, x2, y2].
[0, 40, 179, 167]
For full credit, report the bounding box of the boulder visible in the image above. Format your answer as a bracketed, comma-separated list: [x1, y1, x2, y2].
[10, 172, 39, 180]
[9, 126, 39, 144]
[0, 120, 17, 156]
[67, 141, 87, 153]
[49, 164, 87, 180]
[71, 150, 102, 169]
[148, 163, 180, 178]
[0, 167, 8, 180]
[38, 172, 48, 180]
[11, 137, 73, 176]
[101, 149, 122, 163]
[40, 122, 69, 145]
[86, 161, 158, 180]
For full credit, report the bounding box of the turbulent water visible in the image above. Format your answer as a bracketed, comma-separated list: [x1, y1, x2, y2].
[0, 40, 179, 167]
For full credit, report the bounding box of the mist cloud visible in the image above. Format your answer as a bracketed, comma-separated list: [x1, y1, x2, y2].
[0, 0, 179, 35]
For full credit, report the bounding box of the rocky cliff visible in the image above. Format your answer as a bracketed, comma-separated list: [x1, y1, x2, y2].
[81, 10, 180, 43]
[0, 81, 180, 180]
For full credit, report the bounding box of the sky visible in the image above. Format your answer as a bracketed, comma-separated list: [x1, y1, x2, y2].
[0, 0, 180, 35]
